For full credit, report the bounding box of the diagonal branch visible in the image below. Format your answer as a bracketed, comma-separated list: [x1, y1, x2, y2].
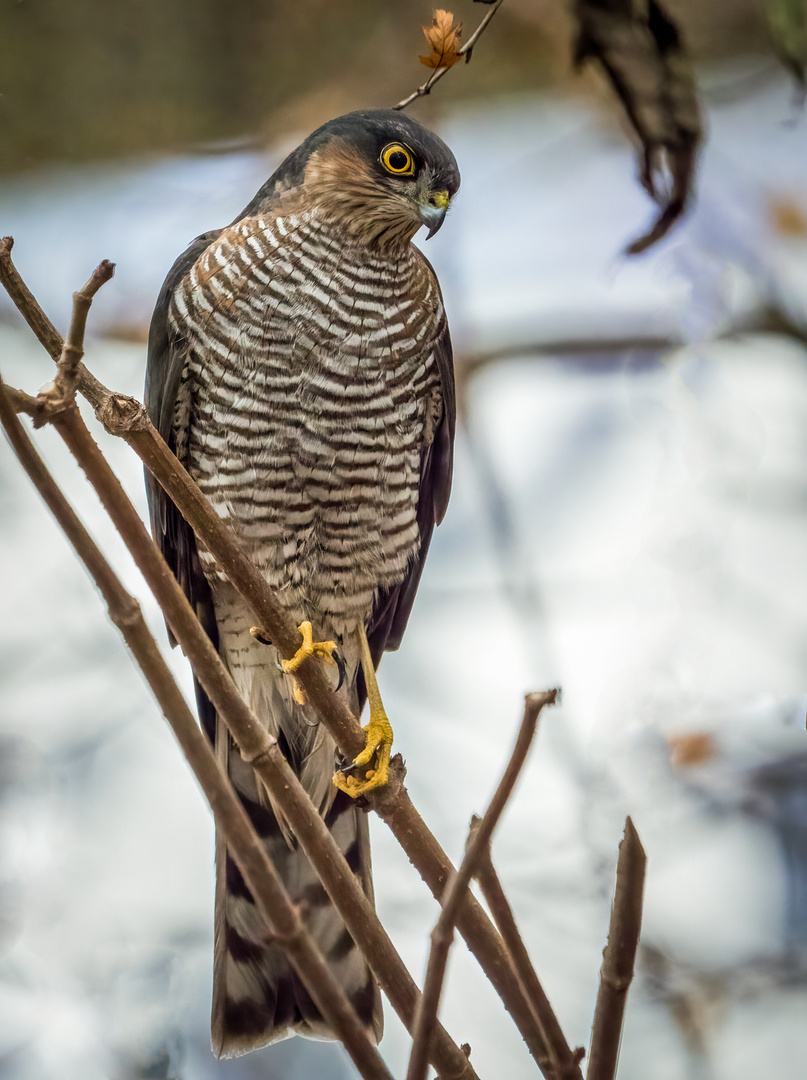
[21, 391, 480, 1080]
[473, 843, 585, 1079]
[8, 260, 478, 1079]
[0, 237, 554, 1072]
[393, 1, 505, 111]
[8, 265, 478, 1079]
[36, 259, 116, 419]
[406, 690, 575, 1080]
[586, 816, 647, 1080]
[0, 379, 394, 1080]
[0, 237, 110, 404]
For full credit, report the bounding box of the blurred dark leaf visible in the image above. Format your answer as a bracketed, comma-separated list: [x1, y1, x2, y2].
[420, 9, 464, 69]
[574, 0, 702, 254]
[767, 0, 807, 93]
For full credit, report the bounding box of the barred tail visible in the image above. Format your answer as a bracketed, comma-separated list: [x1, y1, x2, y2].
[210, 696, 382, 1057]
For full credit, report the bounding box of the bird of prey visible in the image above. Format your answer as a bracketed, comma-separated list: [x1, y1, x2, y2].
[145, 109, 459, 1057]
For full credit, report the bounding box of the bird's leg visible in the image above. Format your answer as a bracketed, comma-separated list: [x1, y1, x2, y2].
[278, 621, 338, 704]
[333, 624, 393, 798]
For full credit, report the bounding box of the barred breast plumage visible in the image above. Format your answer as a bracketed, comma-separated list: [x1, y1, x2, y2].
[145, 108, 459, 1059]
[170, 207, 444, 633]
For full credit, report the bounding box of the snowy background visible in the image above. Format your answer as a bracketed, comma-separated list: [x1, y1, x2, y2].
[3, 65, 807, 1079]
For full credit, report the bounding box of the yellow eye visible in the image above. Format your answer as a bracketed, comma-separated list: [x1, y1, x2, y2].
[380, 143, 415, 176]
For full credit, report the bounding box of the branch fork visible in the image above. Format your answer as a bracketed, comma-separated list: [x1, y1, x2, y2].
[0, 241, 647, 1080]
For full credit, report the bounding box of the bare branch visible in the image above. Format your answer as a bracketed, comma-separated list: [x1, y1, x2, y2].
[587, 816, 647, 1080]
[0, 236, 110, 406]
[393, 1, 505, 111]
[0, 379, 394, 1080]
[35, 260, 116, 421]
[458, 331, 679, 380]
[4, 383, 480, 1080]
[406, 690, 560, 1080]
[0, 240, 554, 1072]
[372, 769, 553, 1069]
[474, 841, 585, 1080]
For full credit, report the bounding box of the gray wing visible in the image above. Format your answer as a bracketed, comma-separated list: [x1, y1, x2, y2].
[144, 229, 222, 737]
[144, 156, 305, 608]
[366, 301, 455, 668]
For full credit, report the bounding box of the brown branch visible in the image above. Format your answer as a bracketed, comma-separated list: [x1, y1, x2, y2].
[0, 379, 394, 1080]
[474, 841, 585, 1080]
[393, 0, 505, 111]
[458, 331, 680, 380]
[0, 237, 110, 406]
[373, 776, 553, 1069]
[34, 399, 480, 1080]
[8, 263, 477, 1077]
[587, 817, 647, 1080]
[0, 238, 555, 1072]
[36, 259, 116, 420]
[406, 690, 562, 1080]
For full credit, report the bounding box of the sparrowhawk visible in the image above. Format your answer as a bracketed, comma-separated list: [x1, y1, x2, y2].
[145, 109, 459, 1056]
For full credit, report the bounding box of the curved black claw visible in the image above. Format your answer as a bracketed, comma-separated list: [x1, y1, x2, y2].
[333, 648, 346, 692]
[338, 758, 357, 776]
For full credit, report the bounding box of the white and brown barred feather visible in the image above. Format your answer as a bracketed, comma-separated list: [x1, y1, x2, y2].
[145, 109, 458, 1057]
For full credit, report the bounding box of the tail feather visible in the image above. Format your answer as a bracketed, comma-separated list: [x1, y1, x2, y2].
[210, 587, 382, 1057]
[212, 743, 383, 1056]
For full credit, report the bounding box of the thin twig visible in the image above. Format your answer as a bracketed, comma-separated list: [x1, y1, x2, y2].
[393, 0, 505, 111]
[0, 379, 394, 1080]
[587, 817, 647, 1080]
[474, 840, 585, 1080]
[406, 690, 559, 1080]
[0, 237, 109, 405]
[458, 331, 680, 380]
[37, 259, 115, 419]
[0, 239, 554, 1071]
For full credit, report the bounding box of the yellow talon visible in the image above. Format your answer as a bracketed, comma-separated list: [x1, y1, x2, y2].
[333, 711, 393, 797]
[332, 625, 394, 798]
[281, 621, 337, 703]
[281, 620, 337, 673]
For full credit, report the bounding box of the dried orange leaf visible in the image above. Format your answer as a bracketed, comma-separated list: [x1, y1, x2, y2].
[667, 733, 715, 767]
[769, 194, 807, 238]
[419, 9, 463, 70]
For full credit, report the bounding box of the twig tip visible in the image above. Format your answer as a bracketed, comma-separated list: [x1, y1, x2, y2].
[622, 815, 646, 861]
[524, 688, 560, 711]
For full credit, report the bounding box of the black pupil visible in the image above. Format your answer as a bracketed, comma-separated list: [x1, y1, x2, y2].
[389, 150, 408, 171]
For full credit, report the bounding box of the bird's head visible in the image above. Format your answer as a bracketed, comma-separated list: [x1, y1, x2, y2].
[273, 110, 460, 253]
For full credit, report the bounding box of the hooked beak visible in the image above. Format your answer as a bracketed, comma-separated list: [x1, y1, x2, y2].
[419, 189, 450, 239]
